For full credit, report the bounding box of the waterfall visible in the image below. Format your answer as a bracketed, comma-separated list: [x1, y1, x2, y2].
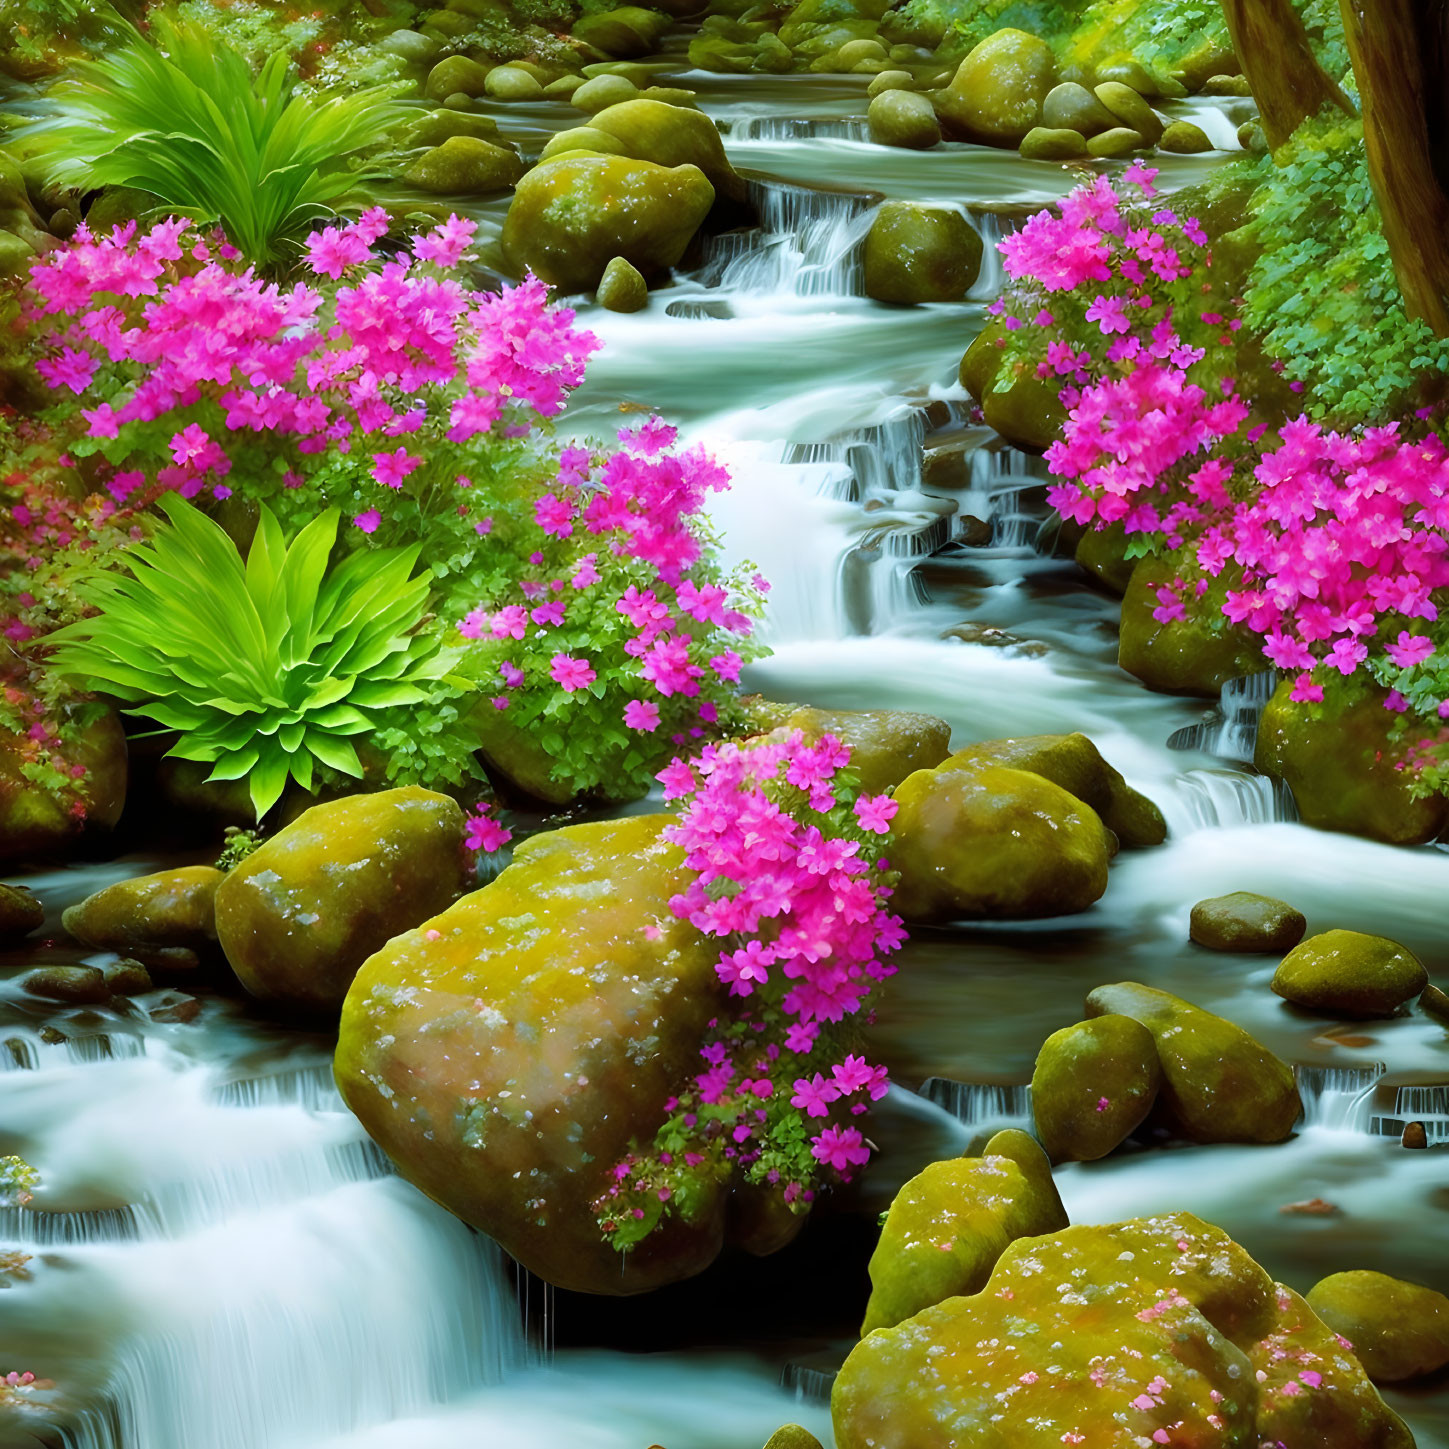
[1167, 670, 1278, 761]
[917, 1078, 1035, 1137]
[1168, 768, 1297, 831]
[1294, 1063, 1385, 1133]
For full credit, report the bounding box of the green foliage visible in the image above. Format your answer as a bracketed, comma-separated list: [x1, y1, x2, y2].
[1241, 115, 1449, 423]
[25, 15, 403, 269]
[47, 495, 467, 819]
[215, 824, 262, 871]
[0, 1154, 38, 1205]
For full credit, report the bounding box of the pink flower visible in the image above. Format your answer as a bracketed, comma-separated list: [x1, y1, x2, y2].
[550, 654, 596, 692]
[464, 803, 512, 853]
[791, 1073, 840, 1118]
[853, 793, 898, 834]
[1386, 631, 1435, 668]
[810, 1124, 871, 1170]
[624, 699, 660, 732]
[373, 448, 422, 489]
[353, 509, 381, 534]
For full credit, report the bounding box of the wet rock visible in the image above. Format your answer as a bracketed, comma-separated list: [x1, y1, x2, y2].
[501, 154, 714, 294]
[483, 64, 544, 100]
[1031, 1014, 1161, 1161]
[959, 320, 1066, 451]
[425, 56, 492, 101]
[1175, 43, 1240, 91]
[149, 992, 203, 1024]
[941, 732, 1166, 848]
[572, 6, 669, 56]
[404, 137, 524, 194]
[1086, 125, 1145, 158]
[215, 788, 469, 1011]
[1159, 119, 1213, 153]
[891, 762, 1114, 921]
[861, 1128, 1068, 1333]
[597, 255, 649, 311]
[1403, 1121, 1429, 1149]
[866, 68, 912, 97]
[1203, 72, 1253, 96]
[1280, 1197, 1340, 1215]
[1118, 556, 1262, 696]
[0, 883, 43, 943]
[103, 959, 153, 995]
[21, 966, 110, 1005]
[540, 126, 630, 161]
[835, 1212, 1413, 1449]
[1086, 981, 1301, 1143]
[571, 74, 640, 112]
[866, 89, 940, 149]
[544, 74, 584, 99]
[1272, 930, 1427, 1017]
[1255, 680, 1449, 845]
[1237, 119, 1268, 152]
[762, 1429, 824, 1449]
[62, 866, 223, 963]
[0, 709, 127, 863]
[1093, 80, 1163, 142]
[377, 27, 438, 64]
[1190, 891, 1306, 953]
[1018, 125, 1087, 159]
[772, 705, 950, 795]
[404, 110, 502, 148]
[863, 200, 981, 304]
[336, 816, 743, 1295]
[585, 99, 743, 200]
[1074, 519, 1135, 594]
[1041, 80, 1116, 135]
[1307, 1271, 1449, 1382]
[836, 37, 886, 67]
[638, 85, 699, 108]
[935, 29, 1056, 146]
[1421, 983, 1449, 1025]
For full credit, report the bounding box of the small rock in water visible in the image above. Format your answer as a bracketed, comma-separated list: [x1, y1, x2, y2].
[1272, 929, 1427, 1017]
[571, 74, 638, 114]
[1237, 119, 1268, 152]
[867, 89, 940, 150]
[1279, 1197, 1340, 1216]
[764, 1428, 825, 1449]
[863, 200, 981, 303]
[596, 255, 649, 312]
[1419, 982, 1449, 1025]
[1018, 126, 1087, 160]
[1041, 81, 1116, 135]
[21, 966, 110, 1005]
[1031, 1014, 1161, 1162]
[1203, 72, 1252, 96]
[0, 882, 44, 942]
[1086, 126, 1145, 158]
[1307, 1270, 1449, 1381]
[104, 959, 154, 996]
[1093, 80, 1163, 142]
[1403, 1121, 1429, 1149]
[866, 68, 913, 98]
[483, 64, 544, 100]
[404, 137, 524, 195]
[1189, 891, 1306, 953]
[149, 993, 203, 1024]
[1158, 119, 1213, 153]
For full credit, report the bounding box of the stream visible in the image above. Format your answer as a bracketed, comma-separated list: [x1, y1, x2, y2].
[3, 48, 1447, 1449]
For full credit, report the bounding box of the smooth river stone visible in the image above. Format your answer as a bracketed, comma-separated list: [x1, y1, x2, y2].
[1272, 929, 1427, 1016]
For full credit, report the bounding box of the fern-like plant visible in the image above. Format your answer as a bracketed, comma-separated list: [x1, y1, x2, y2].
[48, 496, 458, 819]
[25, 15, 402, 269]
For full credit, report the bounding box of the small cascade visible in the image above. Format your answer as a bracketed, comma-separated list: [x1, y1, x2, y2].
[1168, 767, 1297, 831]
[209, 1064, 344, 1111]
[1167, 671, 1278, 760]
[1370, 1083, 1449, 1145]
[727, 116, 868, 142]
[918, 1078, 1034, 1137]
[970, 211, 1006, 299]
[1295, 1063, 1386, 1132]
[0, 1203, 142, 1245]
[2, 1030, 147, 1071]
[779, 1362, 838, 1405]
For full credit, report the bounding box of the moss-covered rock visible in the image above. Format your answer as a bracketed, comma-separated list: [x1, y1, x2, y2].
[63, 866, 222, 966]
[836, 1212, 1412, 1449]
[1086, 124, 1146, 157]
[22, 965, 110, 1004]
[596, 254, 649, 310]
[403, 136, 524, 194]
[1307, 1271, 1449, 1383]
[935, 29, 1055, 145]
[866, 89, 940, 149]
[335, 815, 743, 1295]
[501, 154, 714, 294]
[862, 200, 981, 304]
[1041, 80, 1116, 135]
[483, 64, 545, 99]
[1118, 556, 1262, 696]
[404, 110, 503, 148]
[572, 7, 670, 57]
[1073, 520, 1135, 594]
[762, 1428, 824, 1449]
[1093, 79, 1164, 142]
[866, 68, 913, 97]
[861, 1128, 1067, 1334]
[940, 732, 1166, 847]
[425, 55, 492, 101]
[1086, 981, 1300, 1143]
[773, 706, 951, 794]
[1272, 930, 1427, 1017]
[1159, 118, 1213, 153]
[586, 98, 743, 200]
[571, 73, 640, 112]
[891, 762, 1114, 921]
[1190, 891, 1306, 953]
[1031, 1014, 1161, 1161]
[539, 126, 630, 161]
[0, 882, 43, 943]
[0, 709, 127, 863]
[1019, 125, 1087, 159]
[961, 322, 1066, 450]
[215, 788, 468, 1011]
[1255, 680, 1449, 845]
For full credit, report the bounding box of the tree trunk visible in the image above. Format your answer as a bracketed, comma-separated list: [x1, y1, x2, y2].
[1338, 0, 1449, 335]
[1221, 0, 1351, 148]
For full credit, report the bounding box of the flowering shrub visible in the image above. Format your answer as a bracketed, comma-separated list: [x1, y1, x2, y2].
[595, 731, 904, 1251]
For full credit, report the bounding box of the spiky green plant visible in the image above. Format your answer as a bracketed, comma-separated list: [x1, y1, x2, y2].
[48, 496, 460, 819]
[25, 15, 403, 269]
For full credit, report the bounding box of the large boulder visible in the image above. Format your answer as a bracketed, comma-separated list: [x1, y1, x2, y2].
[935, 29, 1056, 145]
[571, 6, 670, 57]
[1255, 680, 1449, 845]
[0, 708, 126, 862]
[772, 706, 951, 795]
[1190, 890, 1306, 953]
[941, 732, 1166, 847]
[863, 201, 982, 305]
[63, 866, 223, 969]
[215, 788, 468, 1011]
[1041, 80, 1116, 135]
[1306, 1271, 1449, 1383]
[835, 1212, 1413, 1449]
[861, 1128, 1067, 1334]
[1085, 982, 1301, 1143]
[501, 154, 715, 294]
[335, 815, 746, 1296]
[0, 882, 43, 943]
[891, 762, 1114, 920]
[1272, 930, 1428, 1017]
[584, 99, 745, 201]
[1031, 1014, 1161, 1161]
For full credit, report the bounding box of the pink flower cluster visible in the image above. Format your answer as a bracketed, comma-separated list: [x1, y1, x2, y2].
[463, 801, 512, 855]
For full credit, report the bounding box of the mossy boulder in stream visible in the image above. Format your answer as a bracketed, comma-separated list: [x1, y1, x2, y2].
[1118, 556, 1263, 696]
[861, 1128, 1067, 1333]
[335, 815, 748, 1296]
[867, 89, 940, 149]
[1086, 981, 1301, 1143]
[863, 201, 981, 304]
[835, 1212, 1414, 1449]
[941, 732, 1166, 847]
[1074, 520, 1136, 594]
[63, 866, 223, 969]
[772, 705, 951, 794]
[215, 788, 469, 1011]
[1041, 80, 1117, 135]
[596, 255, 649, 311]
[890, 762, 1114, 921]
[1272, 930, 1427, 1017]
[585, 99, 745, 201]
[403, 137, 524, 194]
[1255, 680, 1449, 845]
[935, 29, 1056, 145]
[1307, 1271, 1449, 1383]
[1190, 891, 1306, 953]
[571, 6, 670, 57]
[501, 154, 715, 294]
[0, 883, 43, 943]
[1031, 1014, 1161, 1161]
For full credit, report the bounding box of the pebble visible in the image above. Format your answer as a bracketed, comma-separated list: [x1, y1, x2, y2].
[1402, 1121, 1429, 1149]
[21, 965, 110, 1004]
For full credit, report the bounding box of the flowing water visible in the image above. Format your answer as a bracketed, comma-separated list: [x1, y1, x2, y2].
[4, 63, 1448, 1449]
